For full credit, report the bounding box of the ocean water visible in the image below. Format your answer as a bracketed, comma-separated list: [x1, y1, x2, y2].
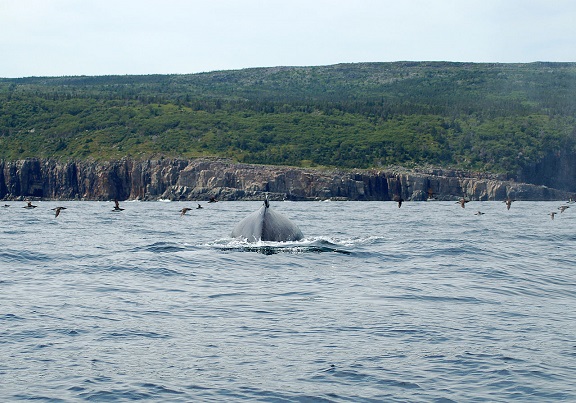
[1, 200, 575, 402]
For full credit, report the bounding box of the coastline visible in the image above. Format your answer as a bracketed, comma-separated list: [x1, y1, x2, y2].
[0, 158, 572, 202]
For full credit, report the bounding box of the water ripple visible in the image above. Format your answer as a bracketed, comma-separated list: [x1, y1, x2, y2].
[1, 201, 575, 402]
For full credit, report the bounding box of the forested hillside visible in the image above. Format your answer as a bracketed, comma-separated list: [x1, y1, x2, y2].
[1, 62, 576, 178]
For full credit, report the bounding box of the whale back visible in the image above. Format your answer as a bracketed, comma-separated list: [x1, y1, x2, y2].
[231, 204, 303, 242]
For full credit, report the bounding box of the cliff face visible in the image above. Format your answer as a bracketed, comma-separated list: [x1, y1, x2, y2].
[517, 151, 576, 192]
[0, 158, 571, 201]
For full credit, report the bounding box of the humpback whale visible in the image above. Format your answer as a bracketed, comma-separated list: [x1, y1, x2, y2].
[231, 198, 304, 242]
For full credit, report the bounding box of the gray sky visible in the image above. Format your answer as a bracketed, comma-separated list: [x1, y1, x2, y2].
[1, 0, 575, 78]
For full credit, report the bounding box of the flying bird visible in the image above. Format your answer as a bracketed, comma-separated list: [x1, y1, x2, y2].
[112, 199, 124, 211]
[558, 205, 570, 213]
[550, 212, 557, 220]
[52, 206, 67, 217]
[180, 207, 192, 216]
[457, 198, 469, 208]
[393, 195, 404, 208]
[504, 198, 514, 210]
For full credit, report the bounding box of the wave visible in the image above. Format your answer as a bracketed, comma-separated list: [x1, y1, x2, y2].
[0, 250, 53, 263]
[207, 237, 374, 254]
[133, 241, 188, 253]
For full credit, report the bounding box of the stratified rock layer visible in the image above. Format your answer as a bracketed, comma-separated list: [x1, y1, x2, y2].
[0, 158, 571, 201]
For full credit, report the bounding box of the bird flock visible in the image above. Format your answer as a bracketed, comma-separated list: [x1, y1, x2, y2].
[451, 196, 572, 219]
[390, 191, 574, 220]
[1, 198, 217, 218]
[2, 195, 574, 220]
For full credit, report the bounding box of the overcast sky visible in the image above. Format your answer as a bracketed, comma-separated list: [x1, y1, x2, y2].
[1, 0, 575, 78]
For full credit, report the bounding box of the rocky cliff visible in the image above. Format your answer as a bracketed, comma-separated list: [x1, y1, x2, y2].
[0, 158, 571, 201]
[517, 150, 576, 192]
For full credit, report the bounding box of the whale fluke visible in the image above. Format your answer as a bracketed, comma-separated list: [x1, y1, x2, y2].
[231, 197, 303, 242]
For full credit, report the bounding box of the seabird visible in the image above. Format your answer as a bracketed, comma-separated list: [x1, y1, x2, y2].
[457, 198, 469, 208]
[208, 197, 218, 203]
[179, 207, 192, 216]
[550, 212, 557, 220]
[320, 364, 336, 373]
[52, 206, 66, 217]
[2, 204, 9, 208]
[427, 188, 436, 200]
[196, 204, 203, 209]
[559, 205, 570, 213]
[112, 199, 124, 211]
[393, 195, 404, 208]
[504, 198, 514, 210]
[475, 211, 485, 215]
[23, 201, 37, 209]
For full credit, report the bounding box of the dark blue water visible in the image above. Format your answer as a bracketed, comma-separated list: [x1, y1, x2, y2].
[2, 200, 575, 402]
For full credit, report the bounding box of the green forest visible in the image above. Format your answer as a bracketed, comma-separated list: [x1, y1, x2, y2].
[1, 62, 576, 175]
